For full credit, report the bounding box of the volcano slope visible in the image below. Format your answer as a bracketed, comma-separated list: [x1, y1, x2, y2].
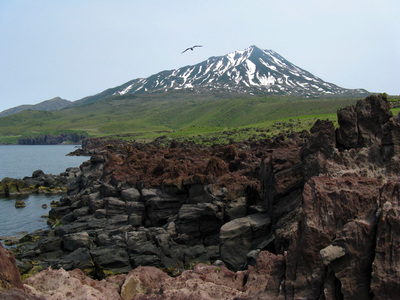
[2, 94, 400, 299]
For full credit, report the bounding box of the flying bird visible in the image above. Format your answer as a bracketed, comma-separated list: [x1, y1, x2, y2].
[182, 45, 203, 53]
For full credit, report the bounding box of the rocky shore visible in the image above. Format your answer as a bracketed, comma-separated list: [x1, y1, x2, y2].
[0, 168, 81, 197]
[1, 94, 400, 299]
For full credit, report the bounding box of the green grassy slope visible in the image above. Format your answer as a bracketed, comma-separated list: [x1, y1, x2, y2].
[0, 91, 363, 144]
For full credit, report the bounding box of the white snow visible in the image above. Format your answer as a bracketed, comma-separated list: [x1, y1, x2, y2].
[205, 62, 215, 74]
[259, 58, 277, 71]
[257, 73, 276, 86]
[119, 84, 133, 95]
[245, 59, 257, 85]
[133, 85, 145, 93]
[214, 60, 223, 71]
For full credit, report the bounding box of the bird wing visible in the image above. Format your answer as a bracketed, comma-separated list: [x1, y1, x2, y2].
[182, 45, 203, 53]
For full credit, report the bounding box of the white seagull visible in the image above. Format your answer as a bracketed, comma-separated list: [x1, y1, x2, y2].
[182, 45, 203, 53]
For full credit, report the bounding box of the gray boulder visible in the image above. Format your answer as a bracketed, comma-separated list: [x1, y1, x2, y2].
[121, 187, 141, 202]
[90, 247, 131, 276]
[145, 195, 183, 227]
[220, 213, 272, 270]
[176, 203, 223, 245]
[104, 197, 126, 216]
[63, 232, 91, 252]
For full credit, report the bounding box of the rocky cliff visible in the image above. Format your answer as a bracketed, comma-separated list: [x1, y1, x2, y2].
[17, 132, 86, 145]
[1, 94, 400, 299]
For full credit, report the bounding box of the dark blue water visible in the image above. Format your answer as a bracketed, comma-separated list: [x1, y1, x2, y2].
[0, 145, 89, 238]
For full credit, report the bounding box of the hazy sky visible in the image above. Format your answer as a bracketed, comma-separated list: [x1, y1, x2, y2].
[0, 0, 399, 112]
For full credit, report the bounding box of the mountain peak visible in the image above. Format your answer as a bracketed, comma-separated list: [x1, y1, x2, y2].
[78, 46, 369, 104]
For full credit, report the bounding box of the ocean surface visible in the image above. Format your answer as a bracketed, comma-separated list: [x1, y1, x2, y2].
[0, 145, 90, 238]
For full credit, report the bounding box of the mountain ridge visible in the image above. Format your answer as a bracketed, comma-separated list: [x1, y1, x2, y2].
[1, 46, 369, 115]
[0, 97, 71, 118]
[72, 45, 368, 106]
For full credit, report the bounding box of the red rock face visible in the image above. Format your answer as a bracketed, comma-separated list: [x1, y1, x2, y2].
[285, 176, 381, 299]
[0, 243, 23, 290]
[371, 181, 400, 299]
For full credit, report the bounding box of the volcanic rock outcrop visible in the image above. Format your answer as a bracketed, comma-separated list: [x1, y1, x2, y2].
[3, 94, 400, 299]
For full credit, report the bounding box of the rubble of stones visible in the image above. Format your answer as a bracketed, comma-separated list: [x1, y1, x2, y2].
[4, 94, 400, 299]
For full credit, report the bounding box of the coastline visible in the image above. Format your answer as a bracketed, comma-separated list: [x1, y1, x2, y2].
[2, 94, 400, 299]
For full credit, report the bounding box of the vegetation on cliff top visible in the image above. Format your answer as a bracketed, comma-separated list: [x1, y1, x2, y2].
[0, 91, 397, 144]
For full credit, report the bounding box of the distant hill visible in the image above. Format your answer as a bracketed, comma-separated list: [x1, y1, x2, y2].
[0, 97, 71, 117]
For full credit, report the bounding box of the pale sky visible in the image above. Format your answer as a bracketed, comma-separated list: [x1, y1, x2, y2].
[0, 0, 399, 112]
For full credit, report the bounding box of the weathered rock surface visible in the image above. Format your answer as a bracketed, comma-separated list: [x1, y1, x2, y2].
[4, 94, 400, 299]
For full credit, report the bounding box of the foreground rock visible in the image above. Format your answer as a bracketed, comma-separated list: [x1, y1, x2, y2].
[6, 94, 400, 299]
[1, 240, 285, 299]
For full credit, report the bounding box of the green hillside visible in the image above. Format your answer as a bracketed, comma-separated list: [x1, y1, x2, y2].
[0, 91, 364, 144]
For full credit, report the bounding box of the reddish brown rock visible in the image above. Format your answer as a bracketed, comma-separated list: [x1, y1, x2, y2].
[119, 252, 285, 300]
[0, 242, 41, 299]
[370, 181, 400, 299]
[285, 176, 380, 299]
[23, 268, 121, 299]
[336, 93, 392, 150]
[0, 242, 23, 290]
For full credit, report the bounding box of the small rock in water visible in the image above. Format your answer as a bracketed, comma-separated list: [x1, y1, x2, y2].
[42, 204, 48, 209]
[15, 200, 26, 208]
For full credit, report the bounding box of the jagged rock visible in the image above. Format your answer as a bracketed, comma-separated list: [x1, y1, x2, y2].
[336, 94, 392, 150]
[260, 140, 303, 220]
[285, 176, 380, 299]
[327, 219, 377, 299]
[336, 104, 358, 149]
[370, 182, 400, 300]
[301, 119, 336, 180]
[220, 213, 271, 270]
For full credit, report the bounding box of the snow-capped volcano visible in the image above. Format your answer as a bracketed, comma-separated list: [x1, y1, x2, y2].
[76, 46, 367, 105]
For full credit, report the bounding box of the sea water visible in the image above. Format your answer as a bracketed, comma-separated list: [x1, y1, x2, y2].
[0, 145, 89, 238]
